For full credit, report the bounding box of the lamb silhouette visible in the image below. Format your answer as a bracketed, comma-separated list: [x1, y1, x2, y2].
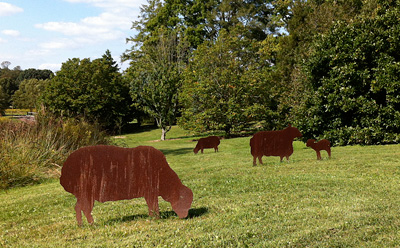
[306, 139, 331, 160]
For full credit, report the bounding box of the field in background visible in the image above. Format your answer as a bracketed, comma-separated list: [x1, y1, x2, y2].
[4, 109, 32, 116]
[1, 126, 400, 247]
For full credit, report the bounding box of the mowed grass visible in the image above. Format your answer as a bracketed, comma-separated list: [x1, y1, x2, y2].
[1, 126, 400, 247]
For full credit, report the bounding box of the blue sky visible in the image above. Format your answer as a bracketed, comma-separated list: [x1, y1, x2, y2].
[0, 0, 147, 71]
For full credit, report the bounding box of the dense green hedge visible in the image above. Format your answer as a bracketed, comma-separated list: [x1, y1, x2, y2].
[296, 4, 400, 145]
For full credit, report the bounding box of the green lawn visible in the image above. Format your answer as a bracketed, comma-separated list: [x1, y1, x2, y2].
[1, 126, 400, 247]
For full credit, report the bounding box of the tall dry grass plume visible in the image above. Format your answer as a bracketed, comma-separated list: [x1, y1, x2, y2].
[0, 107, 109, 189]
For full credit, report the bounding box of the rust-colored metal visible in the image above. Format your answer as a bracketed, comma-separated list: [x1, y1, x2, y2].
[60, 145, 193, 225]
[306, 139, 331, 160]
[250, 125, 302, 166]
[193, 136, 220, 154]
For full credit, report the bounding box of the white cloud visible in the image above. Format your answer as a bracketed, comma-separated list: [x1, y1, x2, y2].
[82, 11, 132, 30]
[0, 37, 6, 43]
[30, 0, 142, 69]
[36, 21, 125, 42]
[2, 29, 20, 37]
[26, 49, 51, 57]
[35, 0, 141, 44]
[39, 40, 78, 50]
[0, 2, 23, 17]
[38, 63, 62, 72]
[63, 0, 143, 9]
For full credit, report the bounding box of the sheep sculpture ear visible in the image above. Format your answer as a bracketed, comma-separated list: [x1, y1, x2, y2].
[288, 124, 292, 127]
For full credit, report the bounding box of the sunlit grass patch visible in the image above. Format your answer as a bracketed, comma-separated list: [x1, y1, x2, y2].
[1, 126, 400, 247]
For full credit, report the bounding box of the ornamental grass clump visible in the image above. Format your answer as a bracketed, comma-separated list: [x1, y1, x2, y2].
[0, 109, 109, 189]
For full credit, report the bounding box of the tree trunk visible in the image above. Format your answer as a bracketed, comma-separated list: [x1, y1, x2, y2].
[224, 124, 232, 138]
[160, 125, 172, 141]
[161, 127, 167, 141]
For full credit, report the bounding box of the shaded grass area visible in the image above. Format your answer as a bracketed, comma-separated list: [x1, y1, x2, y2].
[1, 126, 400, 247]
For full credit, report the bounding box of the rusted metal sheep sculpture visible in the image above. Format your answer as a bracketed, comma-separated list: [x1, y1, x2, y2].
[306, 139, 331, 160]
[60, 145, 193, 225]
[193, 136, 220, 154]
[250, 125, 302, 166]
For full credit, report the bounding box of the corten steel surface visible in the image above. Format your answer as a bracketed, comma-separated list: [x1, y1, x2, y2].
[306, 139, 331, 160]
[193, 136, 220, 154]
[60, 145, 193, 225]
[250, 125, 302, 166]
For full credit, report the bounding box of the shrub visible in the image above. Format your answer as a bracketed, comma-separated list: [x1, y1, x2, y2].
[296, 5, 400, 145]
[0, 109, 109, 189]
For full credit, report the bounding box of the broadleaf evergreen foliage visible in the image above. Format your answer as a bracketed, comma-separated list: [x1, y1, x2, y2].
[297, 1, 400, 145]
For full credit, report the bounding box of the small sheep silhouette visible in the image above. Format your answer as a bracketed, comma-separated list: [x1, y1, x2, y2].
[306, 139, 331, 160]
[193, 136, 220, 154]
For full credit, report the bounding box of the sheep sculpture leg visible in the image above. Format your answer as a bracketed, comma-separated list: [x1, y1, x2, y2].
[75, 198, 94, 225]
[144, 194, 160, 218]
[316, 151, 322, 160]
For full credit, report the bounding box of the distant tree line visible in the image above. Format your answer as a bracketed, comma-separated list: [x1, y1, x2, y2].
[4, 0, 400, 145]
[0, 64, 53, 115]
[41, 50, 134, 133]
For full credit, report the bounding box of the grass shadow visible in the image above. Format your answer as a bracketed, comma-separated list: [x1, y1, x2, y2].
[105, 213, 149, 224]
[159, 148, 194, 156]
[160, 207, 209, 219]
[121, 124, 158, 135]
[187, 207, 209, 219]
[105, 207, 208, 224]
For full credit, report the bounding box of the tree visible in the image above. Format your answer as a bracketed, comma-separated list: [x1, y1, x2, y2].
[0, 66, 22, 107]
[0, 78, 18, 108]
[179, 30, 280, 137]
[12, 79, 48, 111]
[210, 0, 279, 40]
[1, 61, 11, 69]
[125, 0, 281, 53]
[16, 69, 53, 83]
[125, 28, 188, 140]
[274, 0, 365, 123]
[297, 2, 400, 145]
[126, 0, 213, 48]
[125, 0, 286, 137]
[0, 86, 8, 115]
[42, 51, 134, 132]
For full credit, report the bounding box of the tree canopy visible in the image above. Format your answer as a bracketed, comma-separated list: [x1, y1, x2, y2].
[125, 28, 188, 140]
[41, 50, 134, 133]
[125, 0, 286, 138]
[296, 1, 400, 145]
[0, 86, 8, 116]
[179, 30, 280, 136]
[6, 0, 400, 144]
[0, 66, 53, 108]
[12, 79, 48, 111]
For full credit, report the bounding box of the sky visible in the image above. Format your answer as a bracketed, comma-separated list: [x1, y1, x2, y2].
[0, 0, 148, 72]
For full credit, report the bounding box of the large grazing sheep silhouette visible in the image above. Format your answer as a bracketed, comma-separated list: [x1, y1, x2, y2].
[60, 145, 193, 225]
[250, 125, 302, 166]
